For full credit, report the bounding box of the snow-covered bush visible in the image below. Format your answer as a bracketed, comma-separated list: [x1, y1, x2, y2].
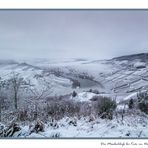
[72, 91, 77, 97]
[30, 120, 45, 133]
[3, 123, 21, 137]
[47, 99, 81, 119]
[79, 102, 92, 117]
[17, 110, 28, 121]
[0, 123, 5, 137]
[137, 91, 148, 114]
[128, 98, 134, 109]
[95, 96, 116, 120]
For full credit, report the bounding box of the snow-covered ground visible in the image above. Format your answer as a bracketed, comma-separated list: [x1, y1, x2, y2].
[24, 116, 148, 138]
[1, 112, 148, 138]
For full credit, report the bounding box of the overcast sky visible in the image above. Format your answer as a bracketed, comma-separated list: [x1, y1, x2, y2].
[0, 10, 148, 60]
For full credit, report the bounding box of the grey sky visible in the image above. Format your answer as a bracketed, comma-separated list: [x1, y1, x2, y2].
[0, 10, 148, 60]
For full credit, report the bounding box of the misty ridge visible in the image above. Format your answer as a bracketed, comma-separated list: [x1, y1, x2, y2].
[1, 10, 148, 138]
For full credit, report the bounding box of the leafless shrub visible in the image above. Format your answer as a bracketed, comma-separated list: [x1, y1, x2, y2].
[4, 123, 21, 137]
[72, 91, 77, 97]
[137, 91, 148, 114]
[17, 110, 28, 121]
[79, 102, 92, 117]
[92, 96, 117, 120]
[128, 98, 134, 109]
[30, 120, 45, 134]
[46, 99, 81, 120]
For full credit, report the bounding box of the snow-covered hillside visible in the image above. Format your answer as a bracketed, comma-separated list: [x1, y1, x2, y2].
[0, 53, 148, 138]
[1, 54, 148, 100]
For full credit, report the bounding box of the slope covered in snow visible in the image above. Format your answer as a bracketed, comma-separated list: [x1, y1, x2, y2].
[1, 111, 148, 138]
[0, 53, 148, 138]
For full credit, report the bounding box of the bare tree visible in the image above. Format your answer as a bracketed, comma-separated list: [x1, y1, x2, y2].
[29, 76, 53, 100]
[22, 77, 53, 120]
[7, 73, 28, 110]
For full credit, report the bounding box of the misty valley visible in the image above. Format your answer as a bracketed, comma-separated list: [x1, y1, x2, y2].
[0, 53, 148, 138]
